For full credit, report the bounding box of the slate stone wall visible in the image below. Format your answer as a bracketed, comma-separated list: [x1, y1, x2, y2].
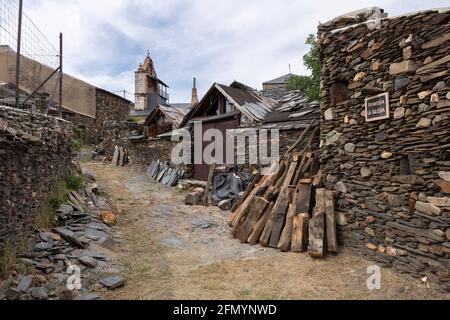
[318, 8, 450, 291]
[0, 106, 75, 244]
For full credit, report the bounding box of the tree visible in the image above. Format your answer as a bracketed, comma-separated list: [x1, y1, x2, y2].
[287, 34, 320, 102]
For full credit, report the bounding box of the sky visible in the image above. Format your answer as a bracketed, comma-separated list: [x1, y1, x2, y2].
[24, 0, 450, 103]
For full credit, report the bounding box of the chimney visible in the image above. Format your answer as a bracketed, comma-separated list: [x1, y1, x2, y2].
[191, 77, 199, 106]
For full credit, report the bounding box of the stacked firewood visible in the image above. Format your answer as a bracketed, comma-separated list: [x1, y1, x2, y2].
[228, 123, 338, 258]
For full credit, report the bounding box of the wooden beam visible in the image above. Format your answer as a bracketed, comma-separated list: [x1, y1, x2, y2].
[278, 204, 296, 252]
[291, 214, 309, 252]
[236, 197, 270, 242]
[268, 186, 294, 248]
[248, 202, 274, 245]
[308, 189, 326, 258]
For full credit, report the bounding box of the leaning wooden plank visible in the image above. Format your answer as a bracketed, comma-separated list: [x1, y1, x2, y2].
[231, 174, 262, 213]
[268, 186, 294, 248]
[230, 174, 270, 228]
[325, 190, 338, 253]
[111, 146, 119, 166]
[237, 197, 270, 242]
[278, 204, 297, 252]
[291, 214, 309, 252]
[248, 202, 274, 245]
[286, 121, 316, 154]
[295, 183, 313, 216]
[308, 189, 326, 258]
[282, 161, 299, 187]
[203, 162, 217, 205]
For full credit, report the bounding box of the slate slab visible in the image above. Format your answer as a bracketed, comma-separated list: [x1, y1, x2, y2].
[100, 276, 126, 290]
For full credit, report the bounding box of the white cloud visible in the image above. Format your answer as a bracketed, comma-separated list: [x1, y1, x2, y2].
[23, 0, 450, 103]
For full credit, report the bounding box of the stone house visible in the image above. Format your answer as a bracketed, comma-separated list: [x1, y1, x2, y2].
[318, 6, 450, 291]
[262, 73, 298, 91]
[144, 104, 191, 138]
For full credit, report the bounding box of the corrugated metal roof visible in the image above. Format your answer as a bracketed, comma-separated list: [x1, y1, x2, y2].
[215, 83, 275, 122]
[145, 104, 190, 129]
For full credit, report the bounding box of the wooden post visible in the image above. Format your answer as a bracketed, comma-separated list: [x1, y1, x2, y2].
[203, 162, 216, 205]
[291, 214, 309, 252]
[308, 189, 326, 258]
[325, 190, 338, 253]
[248, 202, 274, 245]
[236, 197, 270, 242]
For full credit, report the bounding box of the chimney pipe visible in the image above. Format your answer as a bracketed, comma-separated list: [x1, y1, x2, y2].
[191, 77, 199, 106]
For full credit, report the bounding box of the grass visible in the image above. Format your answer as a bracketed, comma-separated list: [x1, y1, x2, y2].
[35, 206, 57, 229]
[0, 243, 17, 278]
[49, 180, 68, 209]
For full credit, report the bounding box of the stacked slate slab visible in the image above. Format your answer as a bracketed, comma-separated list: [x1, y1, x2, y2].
[318, 7, 450, 291]
[147, 160, 185, 188]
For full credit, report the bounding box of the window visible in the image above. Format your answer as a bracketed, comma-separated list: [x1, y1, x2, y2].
[400, 155, 415, 176]
[226, 100, 236, 113]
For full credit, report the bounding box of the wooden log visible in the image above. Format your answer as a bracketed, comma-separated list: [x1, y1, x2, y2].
[308, 189, 326, 258]
[236, 197, 270, 242]
[203, 163, 217, 205]
[247, 202, 274, 244]
[325, 190, 338, 253]
[268, 186, 294, 248]
[278, 204, 296, 252]
[291, 214, 309, 252]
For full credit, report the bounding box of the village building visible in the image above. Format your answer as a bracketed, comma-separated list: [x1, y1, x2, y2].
[0, 45, 133, 144]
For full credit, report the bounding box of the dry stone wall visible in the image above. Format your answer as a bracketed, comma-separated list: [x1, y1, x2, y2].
[318, 8, 450, 291]
[0, 106, 75, 244]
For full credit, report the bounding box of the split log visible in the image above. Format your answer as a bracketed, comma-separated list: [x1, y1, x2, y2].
[112, 146, 119, 165]
[248, 202, 274, 245]
[278, 204, 296, 252]
[291, 214, 309, 252]
[203, 162, 216, 205]
[236, 197, 270, 242]
[313, 169, 324, 187]
[325, 190, 338, 253]
[308, 189, 326, 258]
[268, 186, 294, 248]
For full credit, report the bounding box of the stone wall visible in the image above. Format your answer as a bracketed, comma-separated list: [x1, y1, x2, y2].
[0, 106, 75, 244]
[63, 89, 132, 145]
[318, 8, 450, 291]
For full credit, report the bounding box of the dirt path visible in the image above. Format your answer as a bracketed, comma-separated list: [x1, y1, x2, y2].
[82, 162, 448, 300]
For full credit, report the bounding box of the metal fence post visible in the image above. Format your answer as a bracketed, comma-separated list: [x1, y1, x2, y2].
[59, 32, 63, 118]
[14, 0, 23, 109]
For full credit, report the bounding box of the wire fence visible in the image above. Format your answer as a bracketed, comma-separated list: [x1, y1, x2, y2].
[0, 0, 61, 112]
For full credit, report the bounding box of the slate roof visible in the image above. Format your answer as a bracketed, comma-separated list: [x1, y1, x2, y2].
[262, 90, 320, 130]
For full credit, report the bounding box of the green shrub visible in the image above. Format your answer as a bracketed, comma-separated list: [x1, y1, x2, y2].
[73, 127, 84, 140]
[66, 175, 83, 190]
[35, 206, 57, 229]
[72, 140, 82, 151]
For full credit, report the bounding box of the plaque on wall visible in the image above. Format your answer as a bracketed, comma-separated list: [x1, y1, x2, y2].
[365, 93, 390, 122]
